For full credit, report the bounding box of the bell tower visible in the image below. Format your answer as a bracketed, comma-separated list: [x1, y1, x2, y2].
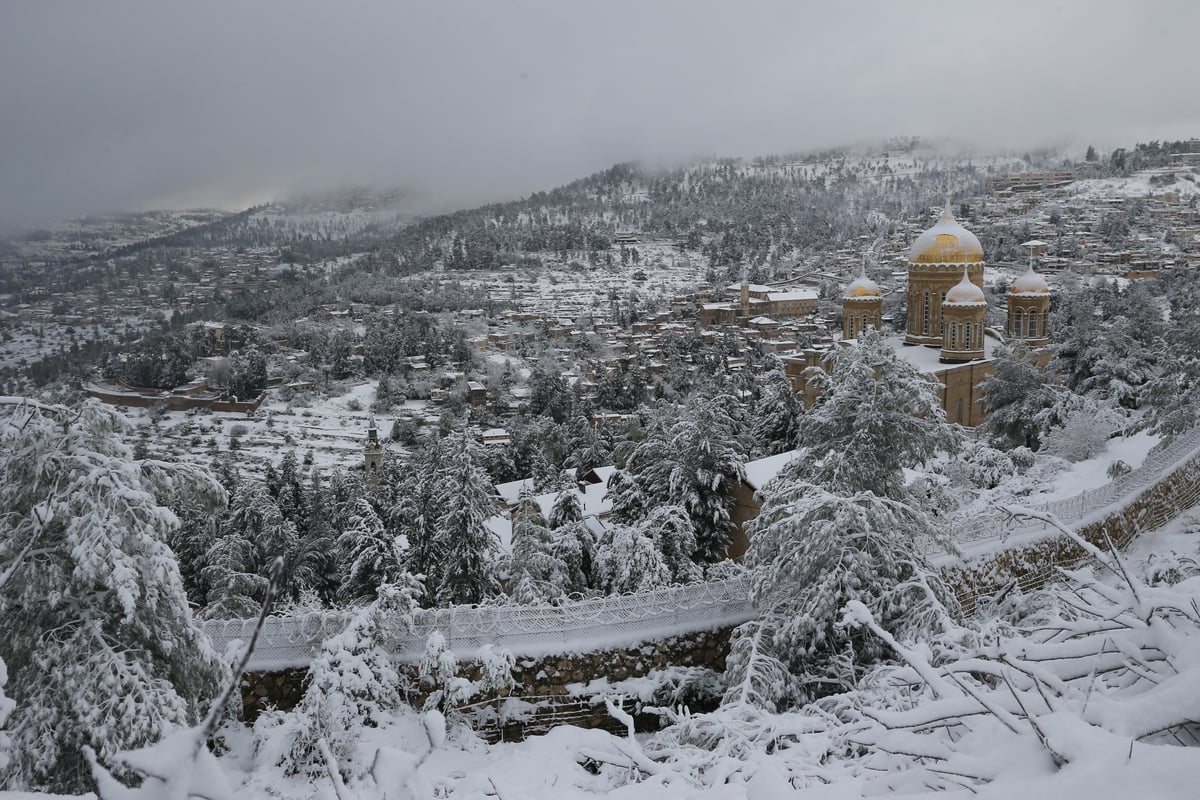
[364, 415, 384, 475]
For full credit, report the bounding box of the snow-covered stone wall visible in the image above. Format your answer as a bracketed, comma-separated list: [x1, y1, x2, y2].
[239, 626, 735, 735]
[948, 449, 1200, 613]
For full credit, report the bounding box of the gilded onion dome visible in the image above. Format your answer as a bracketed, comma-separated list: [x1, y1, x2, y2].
[944, 267, 986, 304]
[1010, 266, 1050, 295]
[844, 266, 881, 299]
[909, 199, 984, 264]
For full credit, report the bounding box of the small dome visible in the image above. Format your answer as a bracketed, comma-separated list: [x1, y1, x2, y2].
[1010, 267, 1050, 295]
[844, 269, 881, 299]
[945, 269, 986, 304]
[909, 200, 984, 264]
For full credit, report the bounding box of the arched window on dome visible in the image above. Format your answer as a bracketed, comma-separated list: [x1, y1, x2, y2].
[1029, 313, 1038, 338]
[1013, 308, 1024, 338]
[963, 324, 972, 351]
[922, 294, 931, 335]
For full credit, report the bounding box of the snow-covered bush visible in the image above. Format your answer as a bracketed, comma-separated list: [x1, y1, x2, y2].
[1041, 403, 1118, 461]
[261, 578, 421, 778]
[418, 633, 516, 717]
[962, 443, 1015, 489]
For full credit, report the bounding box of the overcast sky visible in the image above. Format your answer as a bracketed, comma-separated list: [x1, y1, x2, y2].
[1, 0, 1197, 228]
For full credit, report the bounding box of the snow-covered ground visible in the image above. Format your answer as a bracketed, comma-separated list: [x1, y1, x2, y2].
[1068, 169, 1200, 201]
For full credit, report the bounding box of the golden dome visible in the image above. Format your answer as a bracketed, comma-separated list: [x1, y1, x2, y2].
[1010, 267, 1050, 295]
[909, 199, 984, 264]
[945, 268, 986, 304]
[844, 267, 881, 299]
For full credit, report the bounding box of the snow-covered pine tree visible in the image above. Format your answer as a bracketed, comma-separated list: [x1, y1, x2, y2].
[641, 505, 702, 584]
[506, 490, 568, 604]
[0, 656, 12, 777]
[979, 341, 1065, 451]
[546, 471, 583, 529]
[596, 523, 672, 595]
[749, 364, 802, 457]
[432, 432, 501, 606]
[268, 577, 421, 777]
[214, 478, 320, 605]
[0, 400, 226, 791]
[744, 480, 956, 698]
[1144, 270, 1200, 437]
[551, 520, 594, 595]
[393, 438, 447, 607]
[794, 328, 959, 500]
[202, 528, 269, 619]
[563, 416, 611, 477]
[610, 396, 746, 560]
[337, 498, 406, 604]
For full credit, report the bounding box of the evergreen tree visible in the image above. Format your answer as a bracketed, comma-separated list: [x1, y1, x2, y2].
[749, 364, 802, 457]
[201, 529, 268, 619]
[337, 498, 406, 604]
[794, 328, 959, 500]
[641, 505, 702, 584]
[507, 491, 568, 603]
[980, 341, 1067, 451]
[0, 401, 225, 791]
[744, 480, 956, 698]
[393, 439, 447, 606]
[610, 395, 746, 560]
[432, 433, 500, 606]
[595, 523, 672, 594]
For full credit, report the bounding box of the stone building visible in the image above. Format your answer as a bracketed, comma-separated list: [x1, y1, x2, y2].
[784, 197, 1055, 427]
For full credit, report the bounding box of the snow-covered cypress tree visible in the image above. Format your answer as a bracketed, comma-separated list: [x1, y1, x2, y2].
[0, 400, 226, 791]
[432, 432, 500, 606]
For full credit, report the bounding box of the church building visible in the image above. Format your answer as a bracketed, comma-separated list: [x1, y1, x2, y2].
[789, 198, 1053, 427]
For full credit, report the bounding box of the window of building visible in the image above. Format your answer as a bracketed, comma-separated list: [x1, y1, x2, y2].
[1029, 313, 1038, 338]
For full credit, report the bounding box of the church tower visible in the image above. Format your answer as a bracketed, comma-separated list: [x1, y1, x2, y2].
[905, 197, 985, 347]
[364, 415, 383, 475]
[940, 267, 988, 362]
[842, 264, 882, 340]
[1008, 242, 1052, 347]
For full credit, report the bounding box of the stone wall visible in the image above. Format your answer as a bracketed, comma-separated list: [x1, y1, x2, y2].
[946, 449, 1200, 613]
[237, 625, 735, 733]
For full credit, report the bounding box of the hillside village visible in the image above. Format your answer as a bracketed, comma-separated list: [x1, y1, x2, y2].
[5, 139, 1200, 799]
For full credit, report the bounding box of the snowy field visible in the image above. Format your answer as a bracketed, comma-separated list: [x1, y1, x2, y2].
[1068, 169, 1200, 202]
